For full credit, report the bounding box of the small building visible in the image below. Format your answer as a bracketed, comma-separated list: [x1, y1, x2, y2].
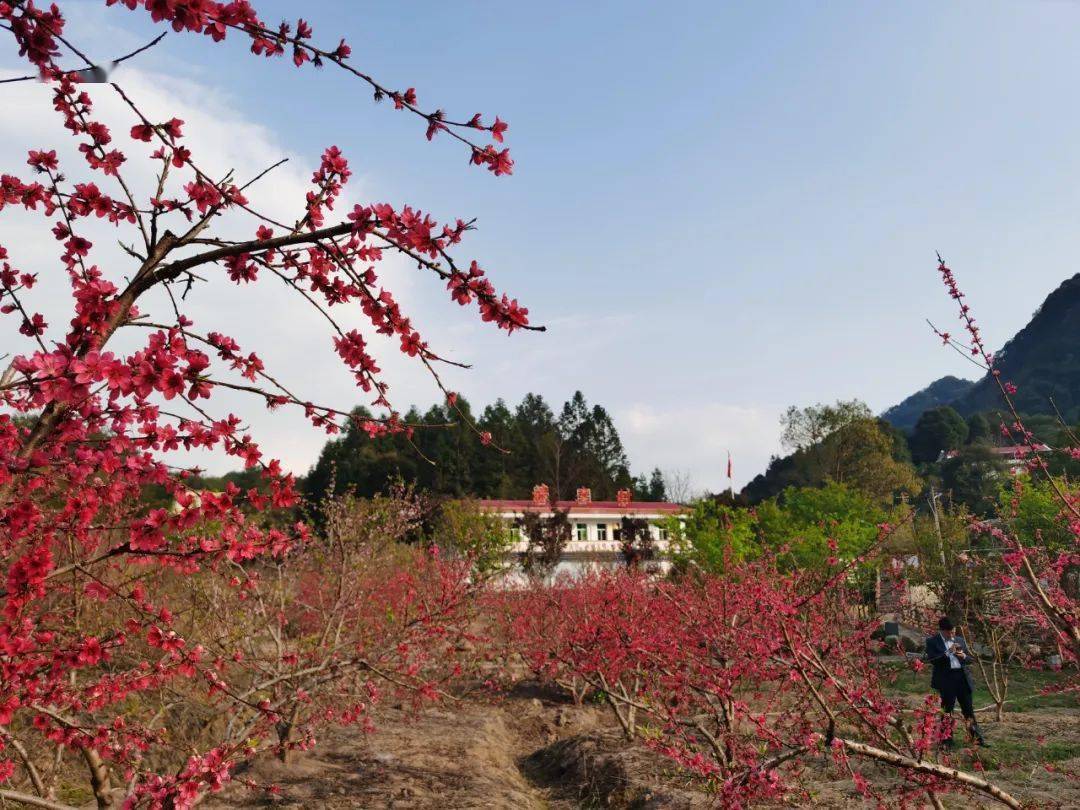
[478, 484, 687, 579]
[941, 443, 1053, 473]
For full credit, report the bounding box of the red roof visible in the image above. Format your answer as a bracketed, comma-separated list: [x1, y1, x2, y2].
[476, 499, 687, 514]
[988, 444, 1052, 454]
[943, 443, 1052, 460]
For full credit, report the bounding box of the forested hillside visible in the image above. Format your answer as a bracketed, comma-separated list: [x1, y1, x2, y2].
[885, 274, 1080, 426]
[881, 375, 973, 431]
[949, 273, 1080, 420]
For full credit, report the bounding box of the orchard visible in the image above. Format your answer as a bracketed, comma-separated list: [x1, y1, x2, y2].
[1, 2, 1078, 809]
[1, 1, 521, 806]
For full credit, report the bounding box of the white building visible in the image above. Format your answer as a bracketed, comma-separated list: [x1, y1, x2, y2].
[478, 484, 687, 579]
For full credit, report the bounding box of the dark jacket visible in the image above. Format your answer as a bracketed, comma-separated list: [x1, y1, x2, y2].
[924, 633, 975, 692]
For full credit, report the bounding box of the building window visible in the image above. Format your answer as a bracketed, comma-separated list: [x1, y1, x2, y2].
[657, 525, 668, 541]
[596, 523, 607, 542]
[576, 523, 588, 542]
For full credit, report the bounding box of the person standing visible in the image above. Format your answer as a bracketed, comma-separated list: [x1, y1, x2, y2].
[924, 616, 990, 748]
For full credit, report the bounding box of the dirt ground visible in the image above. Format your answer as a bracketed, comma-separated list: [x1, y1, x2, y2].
[204, 681, 706, 810]
[203, 681, 1080, 809]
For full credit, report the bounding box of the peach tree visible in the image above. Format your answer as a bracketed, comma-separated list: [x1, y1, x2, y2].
[0, 1, 531, 806]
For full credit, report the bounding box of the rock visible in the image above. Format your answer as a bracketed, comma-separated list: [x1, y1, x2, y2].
[876, 621, 925, 652]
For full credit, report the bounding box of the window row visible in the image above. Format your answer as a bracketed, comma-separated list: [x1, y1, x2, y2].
[506, 523, 669, 543]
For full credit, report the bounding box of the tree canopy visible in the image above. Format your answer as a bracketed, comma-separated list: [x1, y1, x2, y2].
[910, 405, 969, 463]
[304, 391, 667, 504]
[744, 400, 921, 505]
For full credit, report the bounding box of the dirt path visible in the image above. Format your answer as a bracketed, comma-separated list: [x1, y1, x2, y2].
[204, 687, 607, 809]
[204, 688, 1080, 809]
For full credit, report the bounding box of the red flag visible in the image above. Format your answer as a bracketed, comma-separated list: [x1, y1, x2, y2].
[727, 451, 733, 481]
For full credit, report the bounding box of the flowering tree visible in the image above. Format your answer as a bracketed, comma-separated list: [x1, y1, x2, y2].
[495, 564, 1023, 808]
[499, 572, 655, 739]
[932, 258, 1080, 673]
[0, 1, 532, 806]
[239, 489, 478, 764]
[964, 573, 1024, 722]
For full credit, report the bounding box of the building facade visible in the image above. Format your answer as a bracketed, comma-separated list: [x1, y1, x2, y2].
[478, 484, 687, 579]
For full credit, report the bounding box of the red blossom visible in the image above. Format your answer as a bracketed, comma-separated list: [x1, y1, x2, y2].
[0, 2, 534, 801]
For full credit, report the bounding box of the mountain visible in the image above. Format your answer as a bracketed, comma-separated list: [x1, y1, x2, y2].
[948, 273, 1080, 421]
[881, 376, 974, 432]
[885, 273, 1080, 428]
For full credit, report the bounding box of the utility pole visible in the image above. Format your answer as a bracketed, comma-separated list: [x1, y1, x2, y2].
[928, 487, 948, 569]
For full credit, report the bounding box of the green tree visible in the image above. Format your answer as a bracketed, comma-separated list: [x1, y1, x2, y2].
[747, 402, 921, 505]
[428, 499, 512, 575]
[966, 412, 992, 444]
[817, 418, 921, 502]
[302, 391, 650, 505]
[304, 405, 423, 503]
[556, 392, 631, 499]
[473, 399, 522, 498]
[755, 483, 886, 571]
[999, 475, 1078, 551]
[940, 444, 1008, 517]
[633, 467, 667, 501]
[910, 406, 969, 463]
[668, 499, 757, 575]
[780, 399, 873, 451]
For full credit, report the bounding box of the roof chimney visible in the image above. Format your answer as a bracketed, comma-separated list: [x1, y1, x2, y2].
[575, 487, 592, 505]
[531, 484, 550, 507]
[616, 488, 632, 507]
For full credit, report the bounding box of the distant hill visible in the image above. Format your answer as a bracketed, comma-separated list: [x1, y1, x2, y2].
[884, 273, 1080, 427]
[949, 273, 1080, 421]
[881, 376, 974, 432]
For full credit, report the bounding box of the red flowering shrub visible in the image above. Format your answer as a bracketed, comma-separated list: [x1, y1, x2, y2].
[0, 2, 527, 806]
[166, 489, 478, 772]
[933, 258, 1080, 674]
[493, 564, 1021, 807]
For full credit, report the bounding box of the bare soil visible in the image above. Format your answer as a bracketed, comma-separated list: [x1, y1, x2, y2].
[204, 683, 1080, 809]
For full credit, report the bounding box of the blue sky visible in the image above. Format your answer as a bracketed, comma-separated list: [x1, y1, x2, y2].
[5, 1, 1080, 491]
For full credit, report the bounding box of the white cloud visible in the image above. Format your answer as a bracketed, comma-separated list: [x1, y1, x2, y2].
[0, 53, 441, 477]
[0, 14, 792, 487]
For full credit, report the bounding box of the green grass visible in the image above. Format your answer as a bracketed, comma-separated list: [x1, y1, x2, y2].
[971, 736, 1080, 771]
[880, 663, 1079, 711]
[875, 663, 1080, 775]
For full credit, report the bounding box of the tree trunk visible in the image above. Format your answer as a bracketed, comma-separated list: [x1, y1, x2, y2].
[81, 746, 114, 809]
[837, 736, 1021, 809]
